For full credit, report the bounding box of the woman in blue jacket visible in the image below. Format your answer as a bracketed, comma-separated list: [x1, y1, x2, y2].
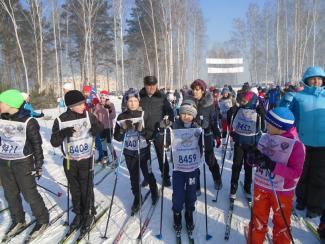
[280, 66, 325, 218]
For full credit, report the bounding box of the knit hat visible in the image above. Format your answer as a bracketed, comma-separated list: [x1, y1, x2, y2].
[124, 88, 140, 101]
[179, 99, 197, 118]
[265, 107, 295, 131]
[143, 76, 158, 85]
[82, 85, 92, 93]
[221, 87, 230, 95]
[191, 79, 207, 91]
[21, 92, 29, 101]
[0, 89, 24, 109]
[64, 90, 85, 107]
[100, 90, 109, 99]
[63, 83, 74, 91]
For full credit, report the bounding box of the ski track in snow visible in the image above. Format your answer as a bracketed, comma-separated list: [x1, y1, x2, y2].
[0, 96, 321, 244]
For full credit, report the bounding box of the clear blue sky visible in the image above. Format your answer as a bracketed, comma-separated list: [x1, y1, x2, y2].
[199, 0, 265, 48]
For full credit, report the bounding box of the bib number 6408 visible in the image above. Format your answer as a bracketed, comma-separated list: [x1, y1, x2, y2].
[179, 154, 197, 164]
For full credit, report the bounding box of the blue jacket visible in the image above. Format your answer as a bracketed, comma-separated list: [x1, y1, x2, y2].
[280, 67, 325, 147]
[23, 102, 42, 118]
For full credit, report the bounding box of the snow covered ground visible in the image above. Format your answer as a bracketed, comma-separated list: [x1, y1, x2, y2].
[0, 95, 322, 243]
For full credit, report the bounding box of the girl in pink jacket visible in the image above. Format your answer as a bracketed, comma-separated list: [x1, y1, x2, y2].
[94, 90, 117, 164]
[247, 107, 305, 244]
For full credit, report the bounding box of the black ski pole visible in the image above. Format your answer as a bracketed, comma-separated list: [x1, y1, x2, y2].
[41, 175, 68, 188]
[64, 140, 71, 226]
[37, 184, 62, 197]
[155, 116, 169, 240]
[200, 116, 213, 240]
[212, 132, 230, 203]
[268, 171, 295, 244]
[102, 134, 127, 239]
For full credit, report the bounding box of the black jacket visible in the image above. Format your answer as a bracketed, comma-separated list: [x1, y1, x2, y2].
[0, 107, 44, 164]
[50, 109, 103, 157]
[139, 88, 174, 139]
[113, 108, 151, 157]
[194, 92, 221, 139]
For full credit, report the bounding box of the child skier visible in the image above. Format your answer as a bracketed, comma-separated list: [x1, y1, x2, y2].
[93, 90, 116, 164]
[160, 99, 202, 233]
[50, 90, 103, 235]
[113, 88, 159, 214]
[21, 92, 45, 118]
[228, 91, 265, 201]
[0, 89, 49, 240]
[247, 107, 305, 244]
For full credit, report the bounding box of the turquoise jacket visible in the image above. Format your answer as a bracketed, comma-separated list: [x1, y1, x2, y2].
[280, 66, 325, 147]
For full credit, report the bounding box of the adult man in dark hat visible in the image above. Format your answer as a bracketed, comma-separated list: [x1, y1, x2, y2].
[139, 76, 174, 187]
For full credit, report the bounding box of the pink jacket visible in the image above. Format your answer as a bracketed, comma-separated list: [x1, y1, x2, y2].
[254, 127, 305, 196]
[93, 102, 116, 129]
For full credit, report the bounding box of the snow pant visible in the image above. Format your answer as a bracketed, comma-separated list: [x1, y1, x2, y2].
[230, 143, 253, 193]
[100, 128, 114, 158]
[95, 135, 103, 160]
[0, 157, 49, 224]
[172, 169, 198, 213]
[197, 134, 221, 190]
[247, 187, 293, 244]
[125, 151, 157, 198]
[63, 157, 95, 216]
[296, 146, 325, 215]
[221, 119, 230, 138]
[153, 139, 170, 181]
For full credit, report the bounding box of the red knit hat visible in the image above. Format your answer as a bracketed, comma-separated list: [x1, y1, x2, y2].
[191, 79, 207, 91]
[83, 85, 92, 93]
[100, 90, 109, 99]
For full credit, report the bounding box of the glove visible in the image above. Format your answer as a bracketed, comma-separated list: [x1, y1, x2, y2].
[258, 155, 276, 172]
[36, 112, 44, 118]
[215, 137, 221, 148]
[133, 122, 143, 132]
[60, 127, 75, 138]
[104, 104, 111, 110]
[122, 120, 134, 130]
[32, 161, 43, 180]
[159, 119, 172, 129]
[89, 127, 98, 136]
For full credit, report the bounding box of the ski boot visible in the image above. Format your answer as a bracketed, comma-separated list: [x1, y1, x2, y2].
[141, 179, 148, 187]
[69, 214, 82, 231]
[185, 211, 194, 231]
[173, 212, 182, 231]
[214, 179, 223, 190]
[4, 221, 26, 237]
[230, 184, 237, 201]
[131, 195, 141, 215]
[27, 223, 48, 240]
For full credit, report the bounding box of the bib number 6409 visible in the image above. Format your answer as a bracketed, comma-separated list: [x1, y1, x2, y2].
[179, 154, 197, 164]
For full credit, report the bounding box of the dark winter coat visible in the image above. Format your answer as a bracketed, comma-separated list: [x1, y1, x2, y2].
[0, 107, 44, 164]
[139, 88, 174, 139]
[50, 108, 103, 157]
[114, 108, 152, 157]
[194, 91, 221, 139]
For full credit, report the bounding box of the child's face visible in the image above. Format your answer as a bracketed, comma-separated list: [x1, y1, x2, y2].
[266, 122, 286, 135]
[180, 113, 194, 123]
[70, 102, 86, 114]
[100, 97, 106, 105]
[83, 91, 90, 98]
[0, 102, 10, 114]
[307, 77, 323, 87]
[127, 97, 139, 111]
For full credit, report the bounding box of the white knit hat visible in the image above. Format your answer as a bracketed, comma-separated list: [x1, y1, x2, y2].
[63, 83, 74, 91]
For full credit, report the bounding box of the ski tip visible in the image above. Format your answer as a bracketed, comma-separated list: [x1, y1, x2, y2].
[206, 234, 212, 240]
[155, 234, 163, 240]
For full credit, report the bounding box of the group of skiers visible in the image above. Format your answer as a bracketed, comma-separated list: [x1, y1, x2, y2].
[0, 65, 325, 243]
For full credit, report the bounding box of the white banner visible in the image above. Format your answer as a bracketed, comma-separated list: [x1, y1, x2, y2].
[206, 58, 243, 65]
[208, 67, 244, 73]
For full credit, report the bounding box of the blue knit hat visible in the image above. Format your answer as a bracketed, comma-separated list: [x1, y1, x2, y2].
[123, 88, 140, 101]
[265, 107, 295, 131]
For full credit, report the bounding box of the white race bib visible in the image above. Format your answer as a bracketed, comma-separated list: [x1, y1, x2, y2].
[0, 118, 32, 160]
[171, 128, 202, 172]
[58, 112, 93, 161]
[232, 108, 258, 136]
[219, 99, 232, 119]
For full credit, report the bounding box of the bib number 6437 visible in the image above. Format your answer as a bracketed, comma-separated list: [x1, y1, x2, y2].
[179, 154, 197, 164]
